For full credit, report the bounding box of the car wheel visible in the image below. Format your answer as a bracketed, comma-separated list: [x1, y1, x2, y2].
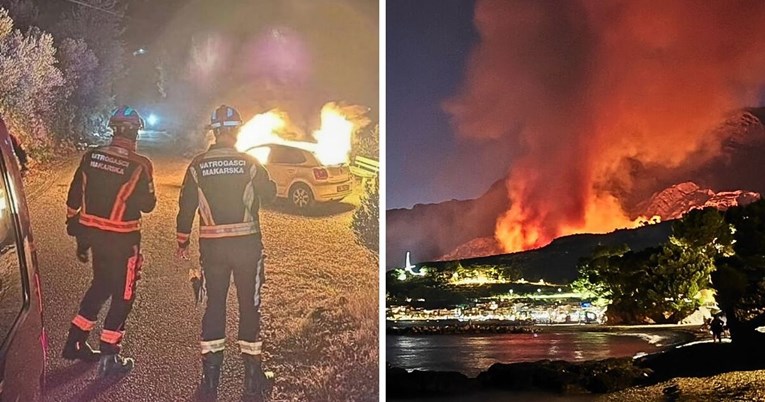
[289, 184, 314, 209]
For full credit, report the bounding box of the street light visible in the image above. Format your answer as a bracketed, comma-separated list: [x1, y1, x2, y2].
[146, 113, 158, 127]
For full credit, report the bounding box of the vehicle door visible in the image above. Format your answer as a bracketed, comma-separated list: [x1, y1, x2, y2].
[0, 125, 44, 401]
[267, 146, 307, 196]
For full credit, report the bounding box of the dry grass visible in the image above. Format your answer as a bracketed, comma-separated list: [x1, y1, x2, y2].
[258, 198, 379, 401]
[601, 370, 765, 401]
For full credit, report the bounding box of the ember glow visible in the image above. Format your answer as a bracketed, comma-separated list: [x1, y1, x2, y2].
[236, 103, 355, 166]
[446, 0, 765, 253]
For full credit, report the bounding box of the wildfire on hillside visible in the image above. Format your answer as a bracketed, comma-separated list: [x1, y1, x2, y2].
[445, 0, 765, 253]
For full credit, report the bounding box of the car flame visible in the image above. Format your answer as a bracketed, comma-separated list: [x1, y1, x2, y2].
[235, 103, 354, 166]
[312, 104, 354, 165]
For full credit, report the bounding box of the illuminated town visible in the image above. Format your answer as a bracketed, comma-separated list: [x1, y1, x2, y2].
[387, 252, 605, 324]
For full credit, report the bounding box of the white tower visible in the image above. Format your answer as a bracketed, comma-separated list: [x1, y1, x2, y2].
[404, 251, 425, 276]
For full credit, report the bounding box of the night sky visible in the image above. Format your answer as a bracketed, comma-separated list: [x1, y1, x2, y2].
[387, 0, 513, 209]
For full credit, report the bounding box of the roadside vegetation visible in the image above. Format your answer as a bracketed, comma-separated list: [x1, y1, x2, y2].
[0, 1, 124, 159]
[351, 124, 379, 258]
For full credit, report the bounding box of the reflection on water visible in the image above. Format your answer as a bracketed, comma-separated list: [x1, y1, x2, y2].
[388, 330, 684, 377]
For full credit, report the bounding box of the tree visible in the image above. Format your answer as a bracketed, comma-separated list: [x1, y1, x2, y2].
[0, 8, 63, 149]
[52, 0, 125, 138]
[672, 207, 735, 258]
[574, 208, 733, 324]
[639, 207, 735, 322]
[712, 199, 765, 345]
[351, 177, 378, 258]
[572, 244, 630, 309]
[353, 123, 379, 160]
[52, 37, 98, 142]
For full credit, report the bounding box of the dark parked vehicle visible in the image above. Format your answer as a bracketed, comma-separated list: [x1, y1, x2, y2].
[0, 117, 45, 401]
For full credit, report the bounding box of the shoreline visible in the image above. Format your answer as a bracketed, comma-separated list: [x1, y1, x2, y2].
[387, 327, 731, 400]
[387, 320, 705, 340]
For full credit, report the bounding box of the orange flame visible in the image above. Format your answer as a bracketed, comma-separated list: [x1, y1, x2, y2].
[445, 1, 765, 254]
[496, 179, 663, 252]
[235, 103, 356, 166]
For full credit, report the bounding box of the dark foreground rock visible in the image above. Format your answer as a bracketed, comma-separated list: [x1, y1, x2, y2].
[386, 366, 478, 398]
[387, 357, 650, 398]
[388, 342, 765, 399]
[478, 358, 650, 394]
[637, 341, 765, 381]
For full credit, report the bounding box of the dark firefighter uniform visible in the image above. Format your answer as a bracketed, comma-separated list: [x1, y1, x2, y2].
[65, 135, 155, 357]
[177, 144, 276, 356]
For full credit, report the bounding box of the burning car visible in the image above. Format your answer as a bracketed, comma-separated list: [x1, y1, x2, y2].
[235, 102, 361, 210]
[244, 143, 352, 209]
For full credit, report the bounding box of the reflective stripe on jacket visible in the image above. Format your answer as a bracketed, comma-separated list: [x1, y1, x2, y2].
[176, 144, 276, 246]
[66, 137, 156, 233]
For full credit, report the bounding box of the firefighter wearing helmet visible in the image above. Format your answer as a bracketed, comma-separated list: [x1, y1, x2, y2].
[63, 106, 156, 376]
[176, 105, 276, 396]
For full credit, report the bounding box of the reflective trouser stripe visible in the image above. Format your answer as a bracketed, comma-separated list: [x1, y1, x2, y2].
[72, 314, 95, 331]
[201, 338, 226, 354]
[177, 232, 190, 244]
[199, 222, 259, 239]
[123, 246, 141, 300]
[254, 253, 264, 308]
[101, 329, 124, 345]
[238, 340, 262, 356]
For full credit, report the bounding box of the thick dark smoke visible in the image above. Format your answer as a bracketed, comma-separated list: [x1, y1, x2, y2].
[445, 0, 765, 252]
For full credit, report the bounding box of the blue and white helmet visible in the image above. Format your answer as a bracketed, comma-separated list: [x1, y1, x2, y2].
[110, 105, 144, 129]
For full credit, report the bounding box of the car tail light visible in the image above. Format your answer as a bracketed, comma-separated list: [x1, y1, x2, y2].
[313, 168, 328, 180]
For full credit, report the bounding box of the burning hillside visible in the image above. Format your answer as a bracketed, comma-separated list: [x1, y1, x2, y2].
[387, 105, 765, 269]
[444, 0, 765, 254]
[439, 182, 760, 262]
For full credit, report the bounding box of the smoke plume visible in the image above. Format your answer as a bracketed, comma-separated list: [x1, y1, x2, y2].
[445, 0, 765, 252]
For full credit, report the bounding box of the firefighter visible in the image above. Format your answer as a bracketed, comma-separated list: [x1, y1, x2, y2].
[63, 106, 156, 377]
[176, 105, 276, 397]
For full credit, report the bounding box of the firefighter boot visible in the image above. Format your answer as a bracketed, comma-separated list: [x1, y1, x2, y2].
[97, 353, 134, 377]
[200, 351, 223, 395]
[61, 325, 100, 362]
[243, 354, 271, 398]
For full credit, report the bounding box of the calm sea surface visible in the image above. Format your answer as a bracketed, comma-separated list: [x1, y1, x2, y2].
[387, 329, 688, 377]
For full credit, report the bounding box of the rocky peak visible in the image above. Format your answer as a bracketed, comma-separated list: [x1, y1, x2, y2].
[640, 182, 760, 221]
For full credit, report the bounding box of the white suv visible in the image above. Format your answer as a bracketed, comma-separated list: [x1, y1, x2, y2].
[245, 143, 353, 209]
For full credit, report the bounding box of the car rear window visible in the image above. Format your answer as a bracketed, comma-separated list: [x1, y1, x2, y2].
[270, 147, 307, 164]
